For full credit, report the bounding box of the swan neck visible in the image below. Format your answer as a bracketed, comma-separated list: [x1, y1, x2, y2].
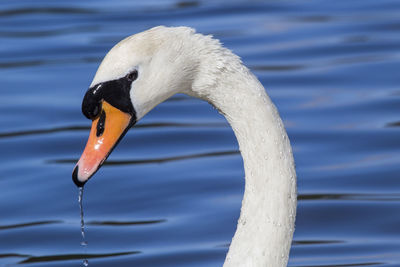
[200, 69, 297, 267]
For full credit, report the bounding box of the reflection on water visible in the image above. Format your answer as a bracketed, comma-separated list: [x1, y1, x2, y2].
[1, 0, 400, 266]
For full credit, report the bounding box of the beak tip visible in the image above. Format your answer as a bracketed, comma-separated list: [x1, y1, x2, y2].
[72, 165, 86, 188]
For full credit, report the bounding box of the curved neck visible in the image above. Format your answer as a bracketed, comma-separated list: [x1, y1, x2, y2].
[193, 67, 297, 266]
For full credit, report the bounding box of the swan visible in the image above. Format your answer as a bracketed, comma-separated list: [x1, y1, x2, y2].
[72, 26, 297, 267]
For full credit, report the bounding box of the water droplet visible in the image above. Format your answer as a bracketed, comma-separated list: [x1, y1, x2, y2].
[79, 188, 86, 242]
[78, 187, 89, 267]
[238, 216, 247, 226]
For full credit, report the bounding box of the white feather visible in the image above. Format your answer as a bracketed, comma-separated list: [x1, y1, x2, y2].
[92, 26, 297, 267]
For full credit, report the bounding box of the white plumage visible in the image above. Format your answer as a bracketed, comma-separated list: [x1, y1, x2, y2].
[91, 26, 297, 267]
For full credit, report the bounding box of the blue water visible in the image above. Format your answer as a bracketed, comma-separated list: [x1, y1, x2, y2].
[1, 0, 400, 266]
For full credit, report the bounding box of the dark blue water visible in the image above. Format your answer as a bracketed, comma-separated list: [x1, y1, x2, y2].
[1, 0, 400, 266]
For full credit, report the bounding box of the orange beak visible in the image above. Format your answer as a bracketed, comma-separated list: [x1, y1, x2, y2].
[72, 101, 133, 187]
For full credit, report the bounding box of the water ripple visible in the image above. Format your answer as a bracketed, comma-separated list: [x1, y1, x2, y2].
[19, 251, 140, 264]
[0, 56, 101, 69]
[299, 193, 400, 202]
[0, 126, 89, 138]
[0, 7, 95, 17]
[0, 253, 30, 259]
[0, 220, 62, 231]
[292, 240, 343, 246]
[385, 121, 400, 127]
[251, 64, 305, 71]
[49, 150, 239, 165]
[0, 25, 99, 38]
[88, 219, 166, 226]
[0, 122, 227, 138]
[292, 262, 382, 267]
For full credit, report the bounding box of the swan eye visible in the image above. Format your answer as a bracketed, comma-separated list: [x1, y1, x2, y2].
[126, 70, 138, 82]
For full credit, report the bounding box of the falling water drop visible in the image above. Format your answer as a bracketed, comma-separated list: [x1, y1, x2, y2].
[78, 187, 89, 266]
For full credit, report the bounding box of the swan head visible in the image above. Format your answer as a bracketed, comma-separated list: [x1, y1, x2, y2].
[72, 26, 201, 187]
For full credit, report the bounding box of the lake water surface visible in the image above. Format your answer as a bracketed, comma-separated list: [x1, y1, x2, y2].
[1, 0, 400, 266]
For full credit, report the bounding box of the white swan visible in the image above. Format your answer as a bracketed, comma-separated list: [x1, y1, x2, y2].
[72, 26, 297, 267]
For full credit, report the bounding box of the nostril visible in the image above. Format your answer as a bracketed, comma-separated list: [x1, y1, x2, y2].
[96, 110, 106, 137]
